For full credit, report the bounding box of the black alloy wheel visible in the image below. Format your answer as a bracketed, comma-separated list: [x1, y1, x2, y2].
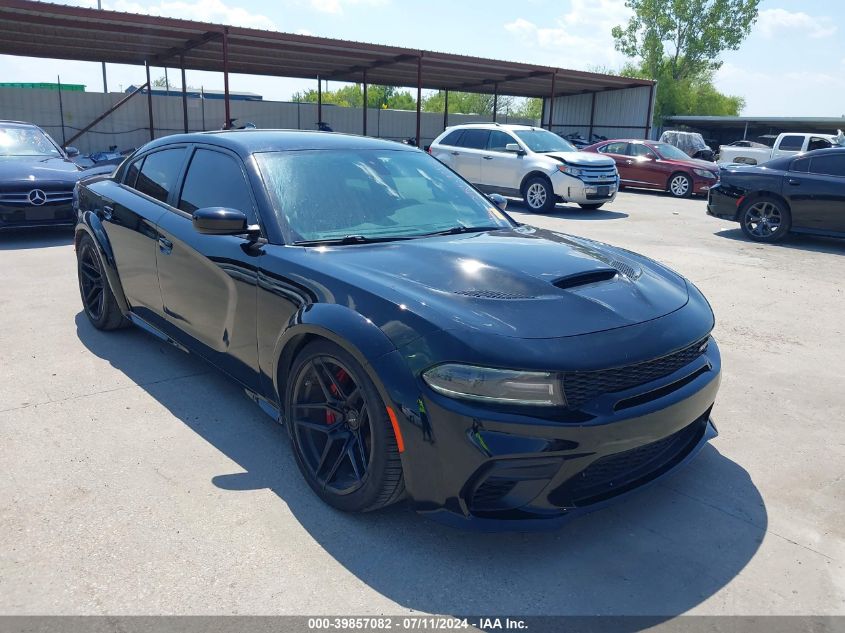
[77, 234, 128, 330]
[740, 198, 791, 242]
[286, 341, 404, 512]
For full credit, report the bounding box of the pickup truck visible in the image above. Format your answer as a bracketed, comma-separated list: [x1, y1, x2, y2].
[717, 132, 843, 166]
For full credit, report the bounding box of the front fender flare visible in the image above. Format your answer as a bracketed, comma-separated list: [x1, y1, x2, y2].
[271, 303, 399, 406]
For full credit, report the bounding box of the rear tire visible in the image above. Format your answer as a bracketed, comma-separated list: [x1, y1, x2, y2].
[76, 234, 129, 331]
[667, 173, 693, 198]
[578, 203, 604, 210]
[285, 340, 405, 513]
[739, 197, 791, 243]
[523, 177, 555, 213]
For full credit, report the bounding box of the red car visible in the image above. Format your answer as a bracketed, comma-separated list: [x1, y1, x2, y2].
[584, 139, 719, 198]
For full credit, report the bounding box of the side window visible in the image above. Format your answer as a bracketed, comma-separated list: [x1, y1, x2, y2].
[439, 130, 464, 147]
[631, 144, 654, 157]
[807, 137, 833, 152]
[134, 148, 186, 204]
[124, 157, 143, 188]
[178, 149, 256, 221]
[459, 129, 490, 149]
[599, 142, 628, 155]
[488, 131, 516, 152]
[778, 135, 805, 151]
[808, 154, 845, 178]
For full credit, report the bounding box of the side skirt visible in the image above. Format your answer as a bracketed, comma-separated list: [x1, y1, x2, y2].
[127, 313, 189, 353]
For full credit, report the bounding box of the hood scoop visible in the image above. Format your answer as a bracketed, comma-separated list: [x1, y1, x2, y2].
[553, 268, 618, 290]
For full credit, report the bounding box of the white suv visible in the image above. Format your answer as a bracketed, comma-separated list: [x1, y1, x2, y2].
[429, 123, 619, 212]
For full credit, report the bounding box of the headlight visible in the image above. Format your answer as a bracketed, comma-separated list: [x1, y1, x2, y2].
[422, 363, 566, 406]
[693, 169, 717, 179]
[557, 164, 583, 178]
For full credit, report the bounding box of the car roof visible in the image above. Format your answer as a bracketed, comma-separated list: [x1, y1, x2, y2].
[442, 123, 540, 131]
[141, 129, 419, 156]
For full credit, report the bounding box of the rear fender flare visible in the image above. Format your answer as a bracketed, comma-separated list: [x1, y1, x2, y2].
[74, 211, 130, 315]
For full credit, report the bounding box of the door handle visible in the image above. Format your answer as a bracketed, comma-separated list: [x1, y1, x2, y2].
[158, 236, 173, 254]
[482, 155, 494, 160]
[625, 160, 633, 164]
[100, 205, 113, 220]
[787, 178, 801, 186]
[450, 151, 460, 156]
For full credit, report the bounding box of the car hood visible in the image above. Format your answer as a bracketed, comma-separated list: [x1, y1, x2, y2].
[306, 227, 689, 339]
[543, 151, 616, 167]
[0, 155, 82, 186]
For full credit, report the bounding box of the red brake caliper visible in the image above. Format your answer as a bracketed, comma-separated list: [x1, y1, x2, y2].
[325, 368, 349, 425]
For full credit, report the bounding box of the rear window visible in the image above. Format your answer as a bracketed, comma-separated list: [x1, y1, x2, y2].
[438, 130, 463, 147]
[778, 136, 805, 151]
[599, 142, 628, 155]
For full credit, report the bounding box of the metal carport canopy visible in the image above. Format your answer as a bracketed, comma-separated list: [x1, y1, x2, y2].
[0, 0, 653, 99]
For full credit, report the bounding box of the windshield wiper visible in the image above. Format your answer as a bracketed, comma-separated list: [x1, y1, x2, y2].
[421, 225, 503, 237]
[293, 234, 415, 246]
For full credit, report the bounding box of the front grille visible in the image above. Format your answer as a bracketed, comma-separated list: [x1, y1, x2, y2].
[0, 189, 74, 204]
[549, 415, 707, 508]
[563, 338, 708, 409]
[578, 165, 618, 185]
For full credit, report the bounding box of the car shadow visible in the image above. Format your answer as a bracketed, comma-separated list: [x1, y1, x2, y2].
[713, 227, 845, 255]
[75, 312, 766, 618]
[0, 227, 74, 250]
[507, 200, 629, 220]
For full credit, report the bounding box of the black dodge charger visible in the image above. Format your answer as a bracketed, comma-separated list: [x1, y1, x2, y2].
[708, 147, 845, 242]
[0, 120, 82, 230]
[74, 130, 721, 529]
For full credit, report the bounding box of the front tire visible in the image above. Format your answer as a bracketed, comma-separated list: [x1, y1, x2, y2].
[285, 340, 405, 513]
[667, 173, 693, 198]
[76, 234, 128, 331]
[579, 203, 604, 210]
[523, 177, 555, 213]
[740, 197, 791, 242]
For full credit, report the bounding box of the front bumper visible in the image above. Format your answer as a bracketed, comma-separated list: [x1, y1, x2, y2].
[378, 337, 721, 531]
[0, 202, 75, 230]
[552, 173, 619, 204]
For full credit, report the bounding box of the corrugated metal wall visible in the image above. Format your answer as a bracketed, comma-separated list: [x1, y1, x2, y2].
[0, 87, 536, 154]
[544, 85, 655, 142]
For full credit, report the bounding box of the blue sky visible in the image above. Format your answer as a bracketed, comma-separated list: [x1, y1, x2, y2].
[1, 0, 843, 117]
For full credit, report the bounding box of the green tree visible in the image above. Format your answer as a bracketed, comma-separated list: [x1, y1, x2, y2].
[612, 0, 761, 80]
[291, 84, 417, 110]
[612, 0, 758, 123]
[622, 60, 745, 121]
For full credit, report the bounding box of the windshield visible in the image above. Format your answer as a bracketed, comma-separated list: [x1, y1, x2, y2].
[513, 129, 576, 153]
[652, 142, 694, 161]
[256, 149, 513, 243]
[0, 125, 63, 157]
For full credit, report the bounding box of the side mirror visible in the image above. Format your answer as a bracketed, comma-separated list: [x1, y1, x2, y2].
[488, 193, 507, 211]
[65, 146, 80, 158]
[505, 143, 524, 154]
[192, 207, 256, 236]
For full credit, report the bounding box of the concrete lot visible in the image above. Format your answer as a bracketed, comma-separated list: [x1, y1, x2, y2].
[0, 190, 843, 616]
